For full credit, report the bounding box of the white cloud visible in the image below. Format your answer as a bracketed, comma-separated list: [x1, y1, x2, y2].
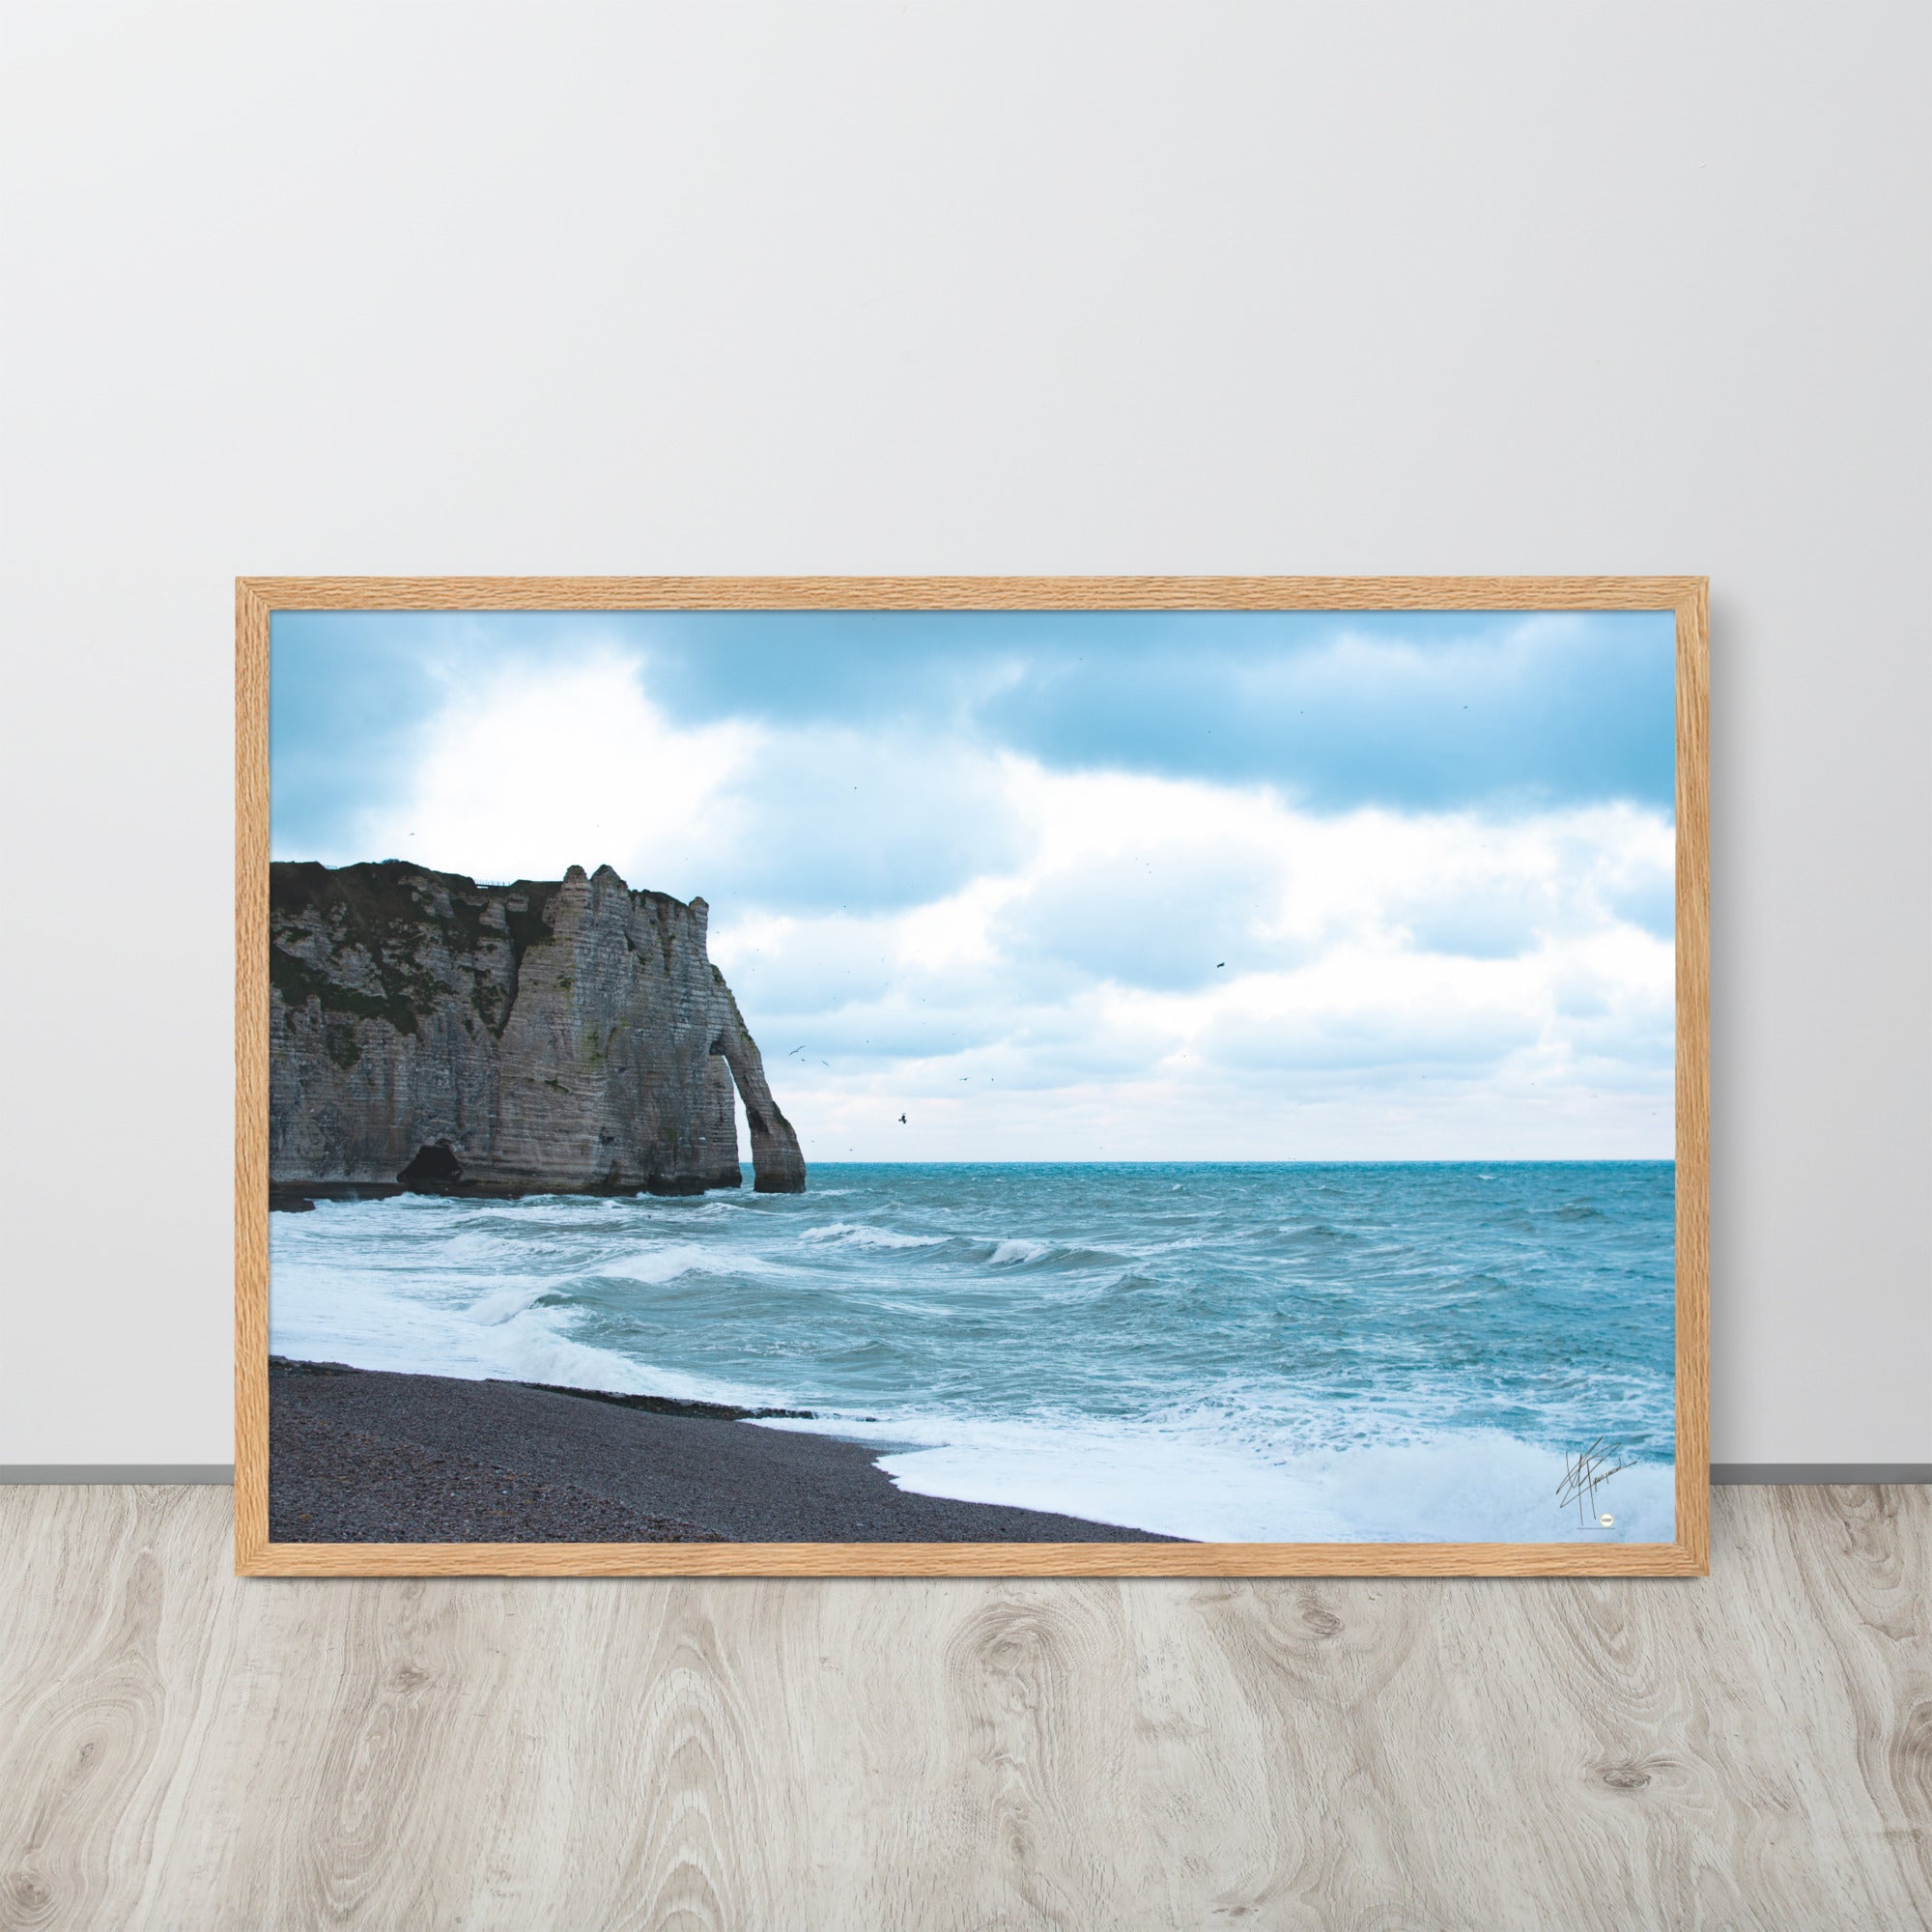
[350, 658, 1674, 1160]
[346, 647, 762, 898]
[710, 763, 1675, 1160]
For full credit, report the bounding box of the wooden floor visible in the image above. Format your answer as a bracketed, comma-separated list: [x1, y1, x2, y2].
[0, 1487, 1926, 1929]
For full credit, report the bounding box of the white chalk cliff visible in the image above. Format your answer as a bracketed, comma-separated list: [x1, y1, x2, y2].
[268, 860, 807, 1197]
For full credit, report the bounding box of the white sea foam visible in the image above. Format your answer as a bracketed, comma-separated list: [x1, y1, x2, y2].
[464, 1281, 554, 1325]
[594, 1242, 786, 1285]
[797, 1222, 944, 1251]
[270, 1212, 779, 1408]
[987, 1237, 1052, 1265]
[760, 1412, 1675, 1545]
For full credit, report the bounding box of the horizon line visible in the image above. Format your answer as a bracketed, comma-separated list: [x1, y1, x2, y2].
[776, 1155, 1676, 1167]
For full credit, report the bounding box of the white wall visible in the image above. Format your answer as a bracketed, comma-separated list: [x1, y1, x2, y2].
[2, 5, 1925, 1465]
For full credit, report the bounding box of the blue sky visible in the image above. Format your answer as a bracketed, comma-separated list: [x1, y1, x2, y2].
[271, 609, 1677, 1158]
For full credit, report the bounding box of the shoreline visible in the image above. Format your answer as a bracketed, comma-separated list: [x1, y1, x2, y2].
[269, 1175, 746, 1212]
[267, 1358, 1180, 1545]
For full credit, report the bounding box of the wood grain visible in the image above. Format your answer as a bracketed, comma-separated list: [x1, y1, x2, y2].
[238, 575, 1707, 612]
[239, 1539, 1705, 1578]
[236, 576, 1711, 1577]
[0, 1486, 1924, 1930]
[234, 582, 270, 1577]
[1674, 582, 1711, 1572]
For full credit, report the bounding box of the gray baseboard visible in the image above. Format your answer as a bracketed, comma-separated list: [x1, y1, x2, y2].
[2, 1463, 1926, 1488]
[0, 1465, 236, 1485]
[1712, 1464, 1931, 1485]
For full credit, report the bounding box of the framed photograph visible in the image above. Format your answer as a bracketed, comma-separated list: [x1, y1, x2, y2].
[236, 577, 1707, 1577]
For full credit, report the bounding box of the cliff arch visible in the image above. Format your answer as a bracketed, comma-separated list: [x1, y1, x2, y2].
[707, 984, 808, 1193]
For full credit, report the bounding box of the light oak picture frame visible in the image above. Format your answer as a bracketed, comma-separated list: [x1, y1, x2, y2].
[236, 575, 1709, 1577]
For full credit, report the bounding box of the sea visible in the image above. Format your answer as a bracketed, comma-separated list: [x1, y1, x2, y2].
[270, 1161, 1677, 1544]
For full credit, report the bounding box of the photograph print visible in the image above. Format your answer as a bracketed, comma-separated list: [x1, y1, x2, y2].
[241, 579, 1707, 1574]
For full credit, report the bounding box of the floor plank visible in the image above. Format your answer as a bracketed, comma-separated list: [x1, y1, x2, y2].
[0, 1486, 1925, 1929]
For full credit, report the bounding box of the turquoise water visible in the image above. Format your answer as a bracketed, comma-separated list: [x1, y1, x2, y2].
[270, 1161, 1676, 1543]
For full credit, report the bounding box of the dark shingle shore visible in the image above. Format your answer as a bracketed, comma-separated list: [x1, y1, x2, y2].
[268, 1358, 1179, 1545]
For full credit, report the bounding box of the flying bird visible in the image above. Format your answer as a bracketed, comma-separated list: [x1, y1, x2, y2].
[1216, 961, 1226, 969]
[898, 1114, 907, 1124]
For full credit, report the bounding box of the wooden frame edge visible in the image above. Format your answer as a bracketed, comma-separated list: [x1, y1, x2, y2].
[236, 581, 272, 1572]
[1673, 579, 1712, 1575]
[235, 1540, 1707, 1578]
[238, 575, 1706, 613]
[236, 575, 1710, 1579]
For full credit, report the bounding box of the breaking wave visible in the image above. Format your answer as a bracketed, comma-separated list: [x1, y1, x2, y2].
[797, 1222, 946, 1251]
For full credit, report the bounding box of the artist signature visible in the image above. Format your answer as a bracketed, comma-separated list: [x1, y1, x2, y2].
[1557, 1437, 1634, 1526]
